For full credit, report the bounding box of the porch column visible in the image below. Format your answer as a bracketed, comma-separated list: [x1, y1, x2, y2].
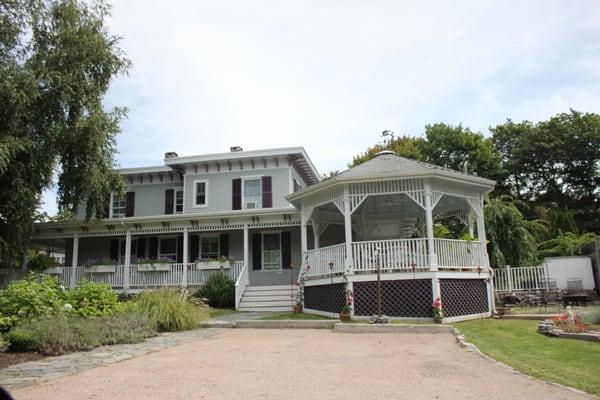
[343, 184, 354, 274]
[424, 182, 438, 271]
[311, 210, 320, 249]
[243, 225, 249, 267]
[475, 196, 488, 269]
[182, 227, 189, 287]
[70, 233, 79, 289]
[301, 211, 308, 265]
[123, 230, 131, 291]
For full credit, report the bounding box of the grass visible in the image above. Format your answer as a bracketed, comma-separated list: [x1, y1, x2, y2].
[260, 312, 335, 320]
[209, 307, 237, 319]
[457, 318, 600, 396]
[136, 288, 209, 331]
[502, 304, 600, 316]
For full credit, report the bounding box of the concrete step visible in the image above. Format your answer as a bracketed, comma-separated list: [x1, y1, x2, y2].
[238, 306, 292, 312]
[239, 300, 296, 308]
[244, 285, 297, 291]
[241, 295, 296, 302]
[243, 290, 297, 297]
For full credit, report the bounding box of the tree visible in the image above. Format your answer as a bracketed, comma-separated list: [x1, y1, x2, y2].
[352, 131, 426, 166]
[0, 0, 128, 267]
[491, 110, 600, 232]
[484, 196, 538, 268]
[537, 231, 597, 259]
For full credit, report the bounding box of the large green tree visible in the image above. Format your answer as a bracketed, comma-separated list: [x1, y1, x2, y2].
[0, 0, 128, 267]
[491, 110, 600, 232]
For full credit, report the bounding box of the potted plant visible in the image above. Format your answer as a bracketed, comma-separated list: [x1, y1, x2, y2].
[293, 303, 303, 313]
[84, 258, 116, 273]
[432, 297, 443, 323]
[340, 304, 352, 321]
[137, 258, 171, 272]
[195, 256, 232, 270]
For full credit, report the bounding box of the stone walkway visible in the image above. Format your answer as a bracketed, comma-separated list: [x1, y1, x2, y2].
[0, 328, 224, 390]
[0, 311, 271, 390]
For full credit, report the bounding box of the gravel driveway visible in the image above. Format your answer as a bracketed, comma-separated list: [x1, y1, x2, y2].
[11, 329, 593, 400]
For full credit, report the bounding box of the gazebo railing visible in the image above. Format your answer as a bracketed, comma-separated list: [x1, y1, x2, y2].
[305, 243, 346, 278]
[434, 238, 484, 269]
[352, 238, 429, 273]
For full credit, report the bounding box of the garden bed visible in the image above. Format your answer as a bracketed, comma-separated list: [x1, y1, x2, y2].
[0, 351, 45, 369]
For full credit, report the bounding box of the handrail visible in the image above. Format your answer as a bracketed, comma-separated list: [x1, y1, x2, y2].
[234, 262, 249, 310]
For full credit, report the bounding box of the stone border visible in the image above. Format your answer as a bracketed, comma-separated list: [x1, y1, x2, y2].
[452, 327, 591, 397]
[202, 320, 338, 329]
[334, 323, 453, 334]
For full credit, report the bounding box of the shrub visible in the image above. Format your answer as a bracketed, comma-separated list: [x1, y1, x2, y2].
[0, 335, 8, 352]
[27, 253, 59, 272]
[136, 288, 208, 332]
[6, 311, 156, 355]
[0, 274, 64, 330]
[197, 272, 235, 308]
[65, 280, 121, 317]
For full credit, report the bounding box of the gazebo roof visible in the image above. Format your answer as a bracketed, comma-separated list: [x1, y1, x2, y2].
[287, 151, 495, 204]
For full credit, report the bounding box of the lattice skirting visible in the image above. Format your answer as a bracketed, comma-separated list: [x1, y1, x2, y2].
[304, 283, 346, 314]
[353, 279, 433, 318]
[440, 279, 489, 318]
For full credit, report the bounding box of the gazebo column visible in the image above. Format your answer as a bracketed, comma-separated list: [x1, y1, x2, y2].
[343, 185, 354, 274]
[424, 182, 438, 271]
[70, 233, 79, 289]
[123, 230, 131, 292]
[301, 210, 308, 266]
[311, 210, 320, 249]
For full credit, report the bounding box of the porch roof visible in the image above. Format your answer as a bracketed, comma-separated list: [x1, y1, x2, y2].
[287, 151, 495, 206]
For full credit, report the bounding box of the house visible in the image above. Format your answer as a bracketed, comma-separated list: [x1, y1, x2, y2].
[31, 146, 496, 322]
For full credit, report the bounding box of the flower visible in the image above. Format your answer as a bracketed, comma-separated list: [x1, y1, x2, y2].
[63, 303, 73, 312]
[433, 297, 442, 310]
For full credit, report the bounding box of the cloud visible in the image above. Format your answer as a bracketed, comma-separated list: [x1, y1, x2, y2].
[41, 0, 600, 214]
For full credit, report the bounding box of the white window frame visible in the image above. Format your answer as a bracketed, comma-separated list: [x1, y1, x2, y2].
[110, 192, 126, 219]
[193, 180, 209, 208]
[261, 231, 282, 271]
[118, 238, 138, 265]
[242, 176, 263, 210]
[158, 236, 178, 261]
[174, 189, 184, 214]
[199, 234, 220, 260]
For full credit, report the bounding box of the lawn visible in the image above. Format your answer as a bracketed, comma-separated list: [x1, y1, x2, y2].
[505, 304, 599, 316]
[457, 319, 600, 396]
[208, 308, 237, 319]
[260, 312, 335, 320]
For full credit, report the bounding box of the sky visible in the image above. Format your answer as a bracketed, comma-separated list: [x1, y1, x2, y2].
[41, 0, 600, 215]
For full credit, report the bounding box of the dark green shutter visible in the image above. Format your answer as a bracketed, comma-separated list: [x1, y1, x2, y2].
[219, 233, 229, 258]
[110, 239, 119, 261]
[125, 192, 135, 217]
[252, 233, 262, 270]
[165, 189, 174, 214]
[149, 237, 158, 259]
[136, 238, 146, 259]
[232, 178, 242, 210]
[281, 231, 292, 269]
[261, 176, 272, 208]
[190, 235, 199, 262]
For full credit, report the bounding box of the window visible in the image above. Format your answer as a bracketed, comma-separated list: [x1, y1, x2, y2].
[175, 190, 184, 213]
[262, 233, 281, 270]
[118, 239, 138, 264]
[243, 178, 261, 209]
[112, 194, 126, 218]
[200, 236, 219, 259]
[159, 237, 177, 261]
[193, 180, 208, 207]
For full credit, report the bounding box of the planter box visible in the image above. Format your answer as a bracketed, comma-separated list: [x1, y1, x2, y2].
[84, 265, 116, 274]
[137, 263, 171, 272]
[196, 260, 231, 270]
[43, 267, 64, 275]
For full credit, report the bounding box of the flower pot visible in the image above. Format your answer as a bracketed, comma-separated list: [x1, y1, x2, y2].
[43, 267, 64, 275]
[84, 265, 115, 274]
[340, 312, 351, 322]
[293, 304, 303, 313]
[137, 263, 170, 272]
[196, 260, 231, 270]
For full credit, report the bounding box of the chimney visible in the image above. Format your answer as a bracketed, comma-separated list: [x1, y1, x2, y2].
[164, 151, 178, 159]
[230, 146, 243, 152]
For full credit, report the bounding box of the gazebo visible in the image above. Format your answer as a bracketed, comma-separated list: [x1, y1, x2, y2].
[286, 151, 496, 322]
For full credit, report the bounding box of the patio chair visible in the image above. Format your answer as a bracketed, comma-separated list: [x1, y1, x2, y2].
[540, 290, 563, 312]
[566, 278, 584, 295]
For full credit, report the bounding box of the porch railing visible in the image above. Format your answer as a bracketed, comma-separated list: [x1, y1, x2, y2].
[434, 238, 484, 270]
[305, 243, 346, 278]
[352, 238, 428, 273]
[1, 261, 245, 292]
[494, 266, 548, 292]
[235, 262, 249, 310]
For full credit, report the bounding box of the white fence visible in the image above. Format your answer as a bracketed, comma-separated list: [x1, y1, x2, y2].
[306, 243, 346, 278]
[0, 261, 244, 291]
[493, 266, 548, 292]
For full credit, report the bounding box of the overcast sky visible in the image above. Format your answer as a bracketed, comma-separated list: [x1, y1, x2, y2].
[41, 0, 600, 214]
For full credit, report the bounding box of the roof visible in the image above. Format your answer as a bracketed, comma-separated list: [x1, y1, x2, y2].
[287, 151, 496, 202]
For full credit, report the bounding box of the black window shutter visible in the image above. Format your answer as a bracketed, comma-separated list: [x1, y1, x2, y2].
[252, 233, 262, 270]
[219, 233, 229, 258]
[281, 231, 292, 269]
[232, 178, 242, 210]
[190, 235, 199, 262]
[125, 192, 135, 217]
[177, 235, 183, 263]
[149, 237, 158, 259]
[136, 238, 146, 259]
[262, 176, 272, 208]
[102, 193, 111, 218]
[165, 189, 174, 215]
[110, 239, 119, 261]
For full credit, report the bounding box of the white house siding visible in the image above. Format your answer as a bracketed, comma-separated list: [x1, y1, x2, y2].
[183, 167, 293, 214]
[131, 182, 183, 217]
